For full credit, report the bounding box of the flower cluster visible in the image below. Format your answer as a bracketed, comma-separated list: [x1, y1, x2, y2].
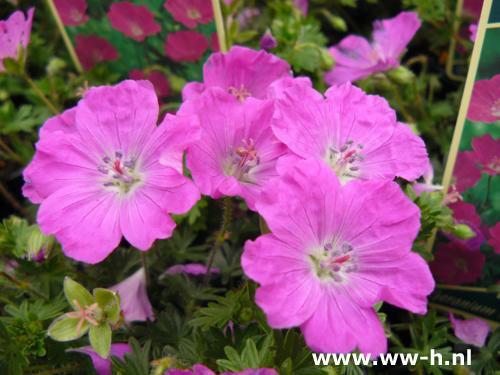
[24, 44, 434, 357]
[0, 7, 34, 72]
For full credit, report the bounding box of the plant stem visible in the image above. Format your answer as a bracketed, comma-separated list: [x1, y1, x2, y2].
[141, 251, 150, 287]
[481, 175, 492, 209]
[211, 0, 228, 52]
[21, 72, 59, 114]
[0, 271, 48, 300]
[0, 138, 23, 164]
[0, 182, 29, 218]
[204, 197, 232, 284]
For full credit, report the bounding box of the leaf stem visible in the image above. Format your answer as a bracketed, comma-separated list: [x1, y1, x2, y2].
[141, 251, 150, 287]
[211, 0, 228, 52]
[21, 72, 59, 115]
[0, 271, 48, 300]
[0, 182, 29, 218]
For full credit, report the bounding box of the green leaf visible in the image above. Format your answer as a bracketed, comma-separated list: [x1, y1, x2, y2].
[89, 323, 112, 358]
[47, 315, 88, 342]
[63, 277, 94, 310]
[93, 288, 121, 324]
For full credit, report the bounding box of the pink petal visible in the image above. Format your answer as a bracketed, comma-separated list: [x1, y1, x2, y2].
[449, 313, 490, 347]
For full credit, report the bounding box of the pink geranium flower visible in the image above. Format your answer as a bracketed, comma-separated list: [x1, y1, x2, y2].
[272, 82, 429, 184]
[54, 0, 88, 26]
[0, 7, 34, 72]
[448, 201, 484, 250]
[294, 0, 308, 15]
[164, 0, 213, 29]
[182, 91, 288, 210]
[449, 313, 490, 347]
[164, 263, 220, 276]
[242, 159, 434, 356]
[469, 23, 478, 41]
[69, 344, 131, 375]
[430, 242, 485, 284]
[129, 69, 170, 98]
[413, 163, 442, 195]
[467, 74, 500, 123]
[165, 30, 208, 62]
[74, 34, 119, 70]
[488, 223, 500, 254]
[110, 268, 154, 322]
[108, 2, 161, 42]
[23, 80, 201, 263]
[470, 134, 500, 175]
[454, 151, 482, 192]
[325, 11, 421, 85]
[182, 46, 292, 103]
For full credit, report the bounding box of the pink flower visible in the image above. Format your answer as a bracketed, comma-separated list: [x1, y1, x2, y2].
[294, 0, 308, 15]
[164, 0, 213, 29]
[110, 268, 154, 322]
[467, 74, 500, 123]
[464, 0, 483, 20]
[242, 159, 434, 356]
[430, 242, 485, 284]
[469, 23, 478, 41]
[454, 151, 482, 192]
[129, 69, 170, 98]
[448, 201, 484, 250]
[165, 30, 208, 62]
[488, 223, 500, 254]
[325, 12, 421, 85]
[226, 371, 278, 375]
[210, 32, 219, 51]
[54, 0, 88, 26]
[108, 2, 161, 42]
[164, 263, 220, 276]
[259, 30, 277, 50]
[470, 134, 500, 175]
[182, 91, 288, 210]
[0, 7, 34, 72]
[449, 313, 490, 347]
[74, 34, 119, 70]
[413, 163, 442, 195]
[272, 82, 429, 184]
[69, 344, 131, 375]
[23, 80, 201, 263]
[182, 46, 292, 103]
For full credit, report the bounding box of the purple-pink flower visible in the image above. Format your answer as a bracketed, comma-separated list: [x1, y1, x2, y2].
[110, 268, 154, 322]
[294, 0, 308, 15]
[0, 7, 34, 72]
[325, 12, 421, 85]
[272, 82, 429, 184]
[182, 46, 292, 103]
[164, 0, 213, 29]
[259, 30, 277, 50]
[108, 2, 161, 42]
[470, 134, 500, 175]
[165, 30, 208, 62]
[467, 74, 500, 123]
[164, 263, 220, 276]
[74, 34, 119, 70]
[454, 151, 482, 192]
[23, 80, 201, 263]
[469, 23, 478, 41]
[182, 91, 288, 210]
[488, 223, 500, 254]
[449, 313, 490, 347]
[69, 343, 131, 375]
[448, 201, 484, 250]
[129, 69, 170, 98]
[413, 163, 442, 195]
[54, 0, 88, 26]
[242, 159, 434, 356]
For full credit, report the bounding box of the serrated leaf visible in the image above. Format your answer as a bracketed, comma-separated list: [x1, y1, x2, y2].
[47, 315, 88, 342]
[89, 323, 111, 358]
[63, 277, 94, 310]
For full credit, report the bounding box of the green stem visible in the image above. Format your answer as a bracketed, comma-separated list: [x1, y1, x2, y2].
[141, 251, 150, 287]
[481, 175, 492, 210]
[0, 182, 29, 218]
[0, 138, 23, 164]
[205, 197, 233, 284]
[0, 271, 48, 300]
[389, 80, 415, 123]
[211, 0, 228, 52]
[21, 72, 59, 114]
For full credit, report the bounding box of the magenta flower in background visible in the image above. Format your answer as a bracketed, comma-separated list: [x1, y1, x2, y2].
[108, 2, 160, 42]
[448, 201, 484, 250]
[69, 344, 131, 375]
[23, 80, 201, 263]
[164, 0, 213, 29]
[227, 371, 278, 375]
[469, 23, 478, 41]
[464, 0, 484, 20]
[110, 268, 154, 322]
[272, 82, 429, 184]
[210, 32, 219, 51]
[467, 74, 500, 123]
[129, 69, 170, 98]
[325, 12, 421, 85]
[54, 0, 88, 26]
[454, 151, 482, 192]
[182, 90, 288, 210]
[259, 30, 277, 50]
[449, 313, 490, 347]
[488, 223, 500, 254]
[430, 242, 485, 285]
[237, 8, 260, 29]
[242, 159, 434, 356]
[164, 263, 220, 276]
[0, 7, 34, 72]
[74, 34, 119, 70]
[294, 0, 308, 15]
[183, 46, 291, 103]
[470, 134, 500, 175]
[165, 30, 208, 62]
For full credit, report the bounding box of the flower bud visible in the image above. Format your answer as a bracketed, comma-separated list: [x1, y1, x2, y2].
[451, 223, 476, 240]
[387, 66, 415, 84]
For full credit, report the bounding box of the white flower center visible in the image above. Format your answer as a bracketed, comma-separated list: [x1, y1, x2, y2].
[325, 140, 364, 184]
[97, 151, 143, 194]
[309, 241, 357, 283]
[224, 138, 260, 183]
[228, 85, 251, 102]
